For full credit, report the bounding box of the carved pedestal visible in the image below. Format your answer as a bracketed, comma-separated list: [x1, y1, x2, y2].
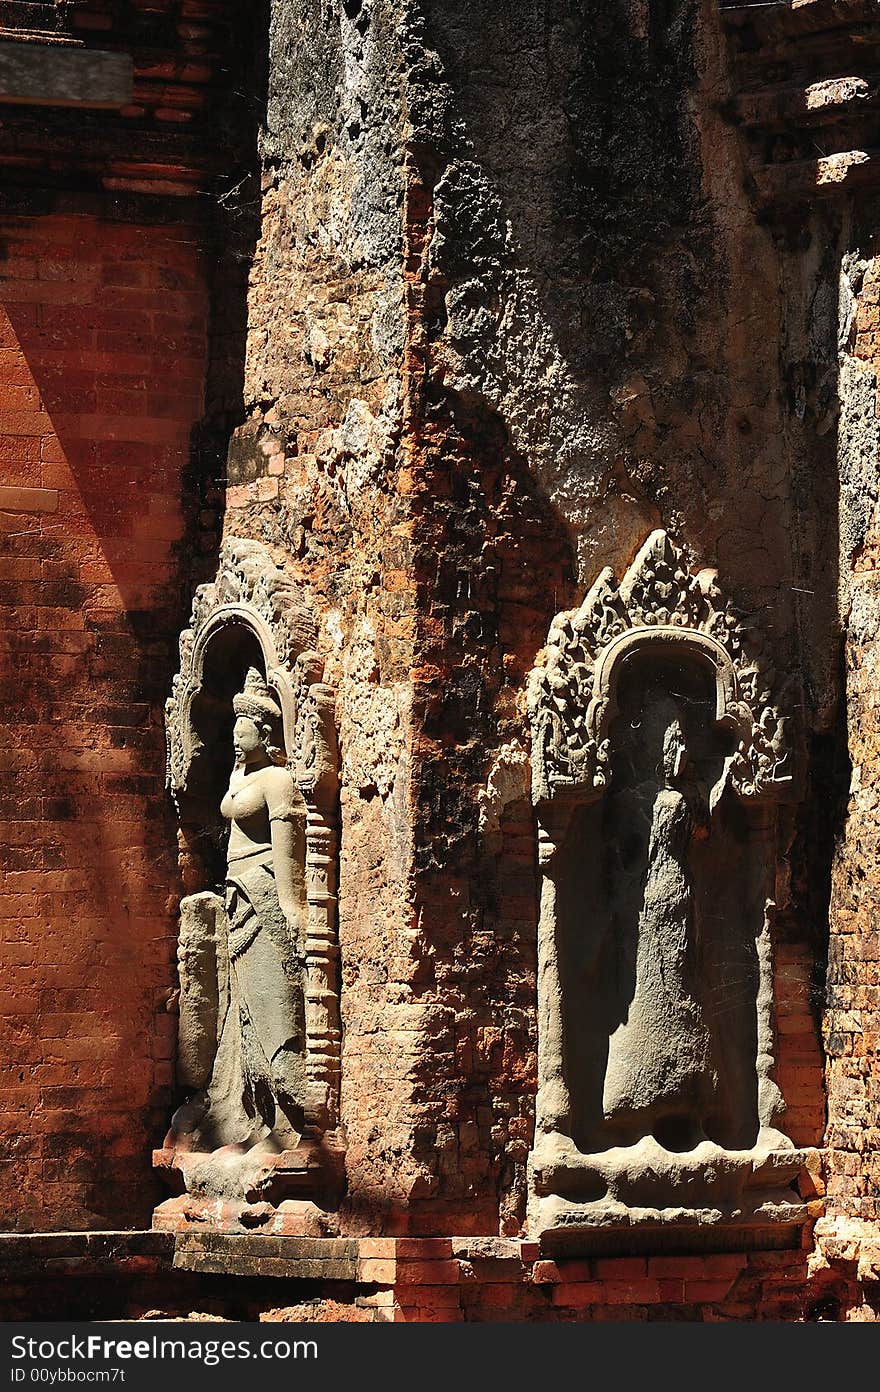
[526, 532, 819, 1253]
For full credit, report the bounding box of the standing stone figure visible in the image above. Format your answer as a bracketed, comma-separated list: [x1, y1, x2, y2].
[220, 667, 307, 1134]
[176, 667, 309, 1155]
[602, 712, 716, 1149]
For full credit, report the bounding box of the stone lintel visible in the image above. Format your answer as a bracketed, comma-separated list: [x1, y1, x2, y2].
[0, 1230, 173, 1277]
[534, 1221, 807, 1260]
[0, 41, 133, 110]
[755, 149, 880, 207]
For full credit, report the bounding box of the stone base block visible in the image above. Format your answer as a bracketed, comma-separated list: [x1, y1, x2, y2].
[152, 1127, 346, 1229]
[153, 1195, 339, 1238]
[530, 1193, 814, 1256]
[528, 1131, 822, 1255]
[4, 1229, 873, 1321]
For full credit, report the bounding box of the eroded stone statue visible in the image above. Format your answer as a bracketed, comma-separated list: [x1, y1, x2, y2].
[214, 668, 307, 1141]
[168, 669, 309, 1169]
[526, 532, 813, 1250]
[602, 709, 713, 1148]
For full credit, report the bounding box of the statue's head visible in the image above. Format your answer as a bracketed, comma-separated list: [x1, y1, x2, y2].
[232, 667, 282, 766]
[662, 716, 687, 786]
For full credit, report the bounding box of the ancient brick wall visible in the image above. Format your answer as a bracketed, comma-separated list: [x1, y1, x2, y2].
[0, 0, 257, 1234]
[208, 0, 419, 1232]
[0, 205, 210, 1229]
[201, 0, 584, 1237]
[171, 0, 834, 1245]
[2, 0, 880, 1326]
[383, 0, 829, 1232]
[824, 244, 880, 1241]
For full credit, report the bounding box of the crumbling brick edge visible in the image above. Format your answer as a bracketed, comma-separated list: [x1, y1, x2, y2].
[2, 1223, 879, 1321]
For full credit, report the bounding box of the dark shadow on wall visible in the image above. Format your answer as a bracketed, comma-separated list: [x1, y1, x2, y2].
[177, 0, 271, 616]
[422, 0, 706, 376]
[410, 0, 843, 620]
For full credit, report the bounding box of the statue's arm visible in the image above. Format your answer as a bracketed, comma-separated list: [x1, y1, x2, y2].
[270, 814, 302, 926]
[265, 767, 307, 938]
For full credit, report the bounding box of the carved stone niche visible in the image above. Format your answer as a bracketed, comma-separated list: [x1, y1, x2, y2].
[526, 531, 816, 1254]
[153, 538, 343, 1236]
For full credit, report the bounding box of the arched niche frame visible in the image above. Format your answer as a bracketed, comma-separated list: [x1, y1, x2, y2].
[165, 537, 341, 1133]
[525, 530, 810, 1251]
[529, 529, 795, 830]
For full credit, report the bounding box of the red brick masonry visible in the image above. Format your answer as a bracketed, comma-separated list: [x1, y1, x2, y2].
[0, 1231, 869, 1322]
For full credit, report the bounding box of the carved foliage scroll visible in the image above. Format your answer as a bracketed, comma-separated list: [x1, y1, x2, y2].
[528, 530, 793, 808]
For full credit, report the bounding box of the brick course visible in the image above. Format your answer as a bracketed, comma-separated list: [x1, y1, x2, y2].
[0, 210, 209, 1229]
[1, 0, 880, 1328]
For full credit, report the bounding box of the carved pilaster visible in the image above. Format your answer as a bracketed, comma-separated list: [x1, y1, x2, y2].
[302, 812, 341, 1130]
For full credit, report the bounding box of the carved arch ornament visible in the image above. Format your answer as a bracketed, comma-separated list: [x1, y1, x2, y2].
[526, 531, 810, 1248]
[528, 529, 793, 827]
[164, 537, 341, 1134]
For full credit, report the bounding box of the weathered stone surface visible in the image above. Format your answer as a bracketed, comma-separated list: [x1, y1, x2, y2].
[159, 554, 343, 1217]
[4, 0, 880, 1327]
[176, 892, 227, 1093]
[526, 533, 806, 1240]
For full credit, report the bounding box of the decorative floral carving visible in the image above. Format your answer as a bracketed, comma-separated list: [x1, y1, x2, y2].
[529, 530, 793, 805]
[203, 537, 307, 666]
[166, 538, 317, 798]
[292, 651, 338, 800]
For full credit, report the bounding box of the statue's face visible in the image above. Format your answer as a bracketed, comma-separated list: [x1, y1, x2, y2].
[233, 716, 263, 764]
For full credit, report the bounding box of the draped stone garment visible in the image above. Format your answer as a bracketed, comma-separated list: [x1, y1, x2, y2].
[217, 763, 307, 1135]
[602, 786, 716, 1138]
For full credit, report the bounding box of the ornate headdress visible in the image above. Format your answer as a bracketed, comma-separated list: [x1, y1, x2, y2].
[232, 667, 281, 722]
